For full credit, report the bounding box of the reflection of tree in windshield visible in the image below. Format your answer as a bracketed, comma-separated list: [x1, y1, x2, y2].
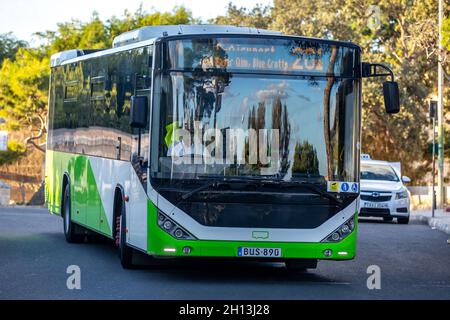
[323, 46, 338, 180]
[244, 96, 291, 174]
[181, 40, 232, 127]
[292, 141, 319, 176]
[271, 97, 291, 175]
[247, 101, 266, 169]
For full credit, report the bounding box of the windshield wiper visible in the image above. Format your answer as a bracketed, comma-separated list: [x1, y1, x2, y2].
[290, 181, 343, 205]
[178, 176, 343, 205]
[255, 180, 344, 205]
[179, 180, 221, 202]
[177, 177, 258, 203]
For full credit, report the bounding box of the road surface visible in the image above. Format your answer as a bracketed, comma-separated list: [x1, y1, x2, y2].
[1, 207, 449, 299]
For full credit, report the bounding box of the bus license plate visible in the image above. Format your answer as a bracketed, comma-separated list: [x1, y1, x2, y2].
[238, 247, 282, 258]
[363, 202, 389, 209]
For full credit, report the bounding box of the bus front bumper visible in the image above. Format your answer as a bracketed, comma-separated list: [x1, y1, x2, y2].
[147, 226, 357, 261]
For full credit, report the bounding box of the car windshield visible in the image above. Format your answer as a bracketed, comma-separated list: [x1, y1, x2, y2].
[360, 163, 399, 182]
[150, 37, 361, 186]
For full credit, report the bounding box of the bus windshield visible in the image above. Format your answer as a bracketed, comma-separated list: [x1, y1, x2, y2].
[150, 37, 360, 186]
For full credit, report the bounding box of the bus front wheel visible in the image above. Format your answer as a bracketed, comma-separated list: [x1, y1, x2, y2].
[117, 201, 134, 269]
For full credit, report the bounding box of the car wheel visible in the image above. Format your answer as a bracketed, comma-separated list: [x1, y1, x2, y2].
[398, 217, 410, 224]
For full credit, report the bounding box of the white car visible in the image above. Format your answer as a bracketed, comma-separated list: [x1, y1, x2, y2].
[359, 156, 411, 224]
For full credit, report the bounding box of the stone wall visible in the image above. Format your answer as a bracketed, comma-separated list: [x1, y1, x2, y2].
[0, 131, 45, 205]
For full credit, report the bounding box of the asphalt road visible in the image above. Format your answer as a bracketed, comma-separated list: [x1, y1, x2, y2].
[1, 206, 450, 300]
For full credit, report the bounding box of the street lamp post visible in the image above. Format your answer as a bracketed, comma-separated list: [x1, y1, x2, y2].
[437, 0, 445, 209]
[430, 100, 438, 218]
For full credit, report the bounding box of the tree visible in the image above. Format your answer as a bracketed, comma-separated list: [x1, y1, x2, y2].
[0, 140, 26, 165]
[215, 0, 448, 182]
[0, 6, 196, 165]
[271, 0, 448, 183]
[0, 33, 27, 64]
[36, 6, 197, 54]
[0, 48, 49, 155]
[211, 2, 272, 29]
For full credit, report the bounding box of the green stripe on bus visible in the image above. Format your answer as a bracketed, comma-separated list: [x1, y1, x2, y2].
[46, 150, 112, 237]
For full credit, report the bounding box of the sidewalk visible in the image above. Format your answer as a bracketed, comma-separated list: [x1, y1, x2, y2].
[411, 209, 450, 235]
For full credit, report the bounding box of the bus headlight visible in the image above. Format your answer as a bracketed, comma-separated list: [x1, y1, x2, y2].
[321, 217, 356, 243]
[157, 211, 196, 240]
[396, 190, 409, 200]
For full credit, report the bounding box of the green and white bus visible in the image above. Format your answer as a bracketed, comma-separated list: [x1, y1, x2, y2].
[45, 25, 400, 269]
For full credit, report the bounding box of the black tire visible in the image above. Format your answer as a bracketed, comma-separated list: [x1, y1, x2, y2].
[62, 184, 83, 243]
[398, 217, 410, 224]
[383, 217, 394, 222]
[117, 200, 134, 269]
[285, 259, 317, 271]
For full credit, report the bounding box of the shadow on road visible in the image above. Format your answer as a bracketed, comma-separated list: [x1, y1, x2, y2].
[32, 229, 347, 284]
[0, 212, 351, 287]
[49, 232, 349, 284]
[130, 252, 350, 285]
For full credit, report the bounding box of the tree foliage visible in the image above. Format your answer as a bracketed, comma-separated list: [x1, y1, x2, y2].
[0, 6, 196, 163]
[0, 2, 449, 183]
[0, 140, 26, 165]
[211, 2, 272, 29]
[36, 6, 197, 54]
[0, 32, 28, 64]
[0, 48, 49, 153]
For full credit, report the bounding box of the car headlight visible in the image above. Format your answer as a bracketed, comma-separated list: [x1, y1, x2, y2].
[157, 210, 196, 240]
[396, 190, 409, 200]
[321, 217, 356, 243]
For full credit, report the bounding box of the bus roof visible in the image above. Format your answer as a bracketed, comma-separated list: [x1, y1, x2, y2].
[50, 24, 361, 67]
[112, 25, 282, 48]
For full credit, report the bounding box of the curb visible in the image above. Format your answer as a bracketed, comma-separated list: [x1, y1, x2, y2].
[411, 215, 450, 235]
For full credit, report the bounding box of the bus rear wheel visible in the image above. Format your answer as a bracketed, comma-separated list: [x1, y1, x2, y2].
[116, 200, 134, 269]
[62, 184, 83, 243]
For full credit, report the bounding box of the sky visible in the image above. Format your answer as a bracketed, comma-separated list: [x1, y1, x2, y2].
[0, 0, 273, 45]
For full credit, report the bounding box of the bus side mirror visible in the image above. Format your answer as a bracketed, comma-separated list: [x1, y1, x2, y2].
[383, 81, 400, 114]
[130, 95, 148, 128]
